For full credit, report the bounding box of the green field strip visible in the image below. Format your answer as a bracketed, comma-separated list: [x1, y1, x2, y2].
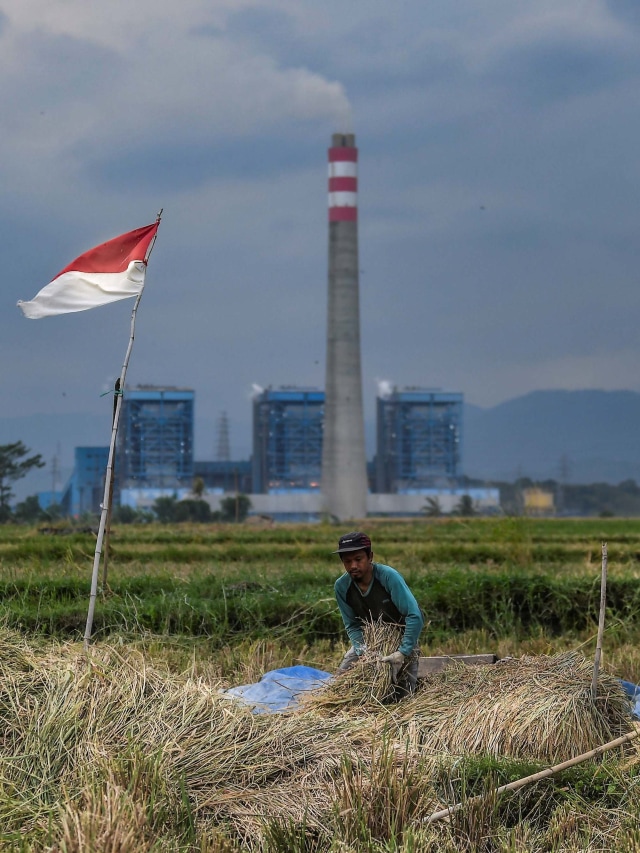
[3, 518, 640, 547]
[4, 538, 640, 565]
[2, 568, 640, 641]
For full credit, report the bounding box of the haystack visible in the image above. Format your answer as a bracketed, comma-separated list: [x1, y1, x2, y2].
[392, 651, 632, 763]
[304, 623, 633, 763]
[0, 629, 367, 846]
[0, 625, 635, 849]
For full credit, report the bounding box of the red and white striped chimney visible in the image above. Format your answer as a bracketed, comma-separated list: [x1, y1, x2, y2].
[322, 133, 368, 521]
[328, 138, 358, 222]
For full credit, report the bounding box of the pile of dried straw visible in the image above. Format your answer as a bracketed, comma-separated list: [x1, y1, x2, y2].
[0, 629, 366, 845]
[395, 651, 631, 763]
[304, 622, 632, 763]
[0, 624, 634, 848]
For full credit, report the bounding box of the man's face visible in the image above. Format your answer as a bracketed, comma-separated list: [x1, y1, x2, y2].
[340, 548, 373, 583]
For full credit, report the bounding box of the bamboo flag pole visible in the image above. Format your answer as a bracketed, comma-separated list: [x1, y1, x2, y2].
[425, 724, 640, 824]
[591, 541, 608, 700]
[100, 377, 120, 591]
[83, 211, 162, 651]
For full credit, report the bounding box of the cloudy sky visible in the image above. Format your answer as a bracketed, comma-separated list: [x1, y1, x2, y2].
[3, 0, 640, 462]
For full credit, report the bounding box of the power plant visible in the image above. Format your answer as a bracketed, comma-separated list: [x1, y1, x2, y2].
[321, 133, 368, 521]
[49, 134, 500, 520]
[60, 447, 109, 516]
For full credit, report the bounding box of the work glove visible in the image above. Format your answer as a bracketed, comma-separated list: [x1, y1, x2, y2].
[380, 650, 405, 683]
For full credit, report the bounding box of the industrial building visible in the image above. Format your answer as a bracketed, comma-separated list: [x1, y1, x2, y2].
[52, 125, 503, 520]
[252, 388, 324, 493]
[60, 447, 109, 516]
[376, 388, 463, 493]
[118, 386, 194, 506]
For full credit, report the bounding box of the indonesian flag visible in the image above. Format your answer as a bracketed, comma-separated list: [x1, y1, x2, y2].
[18, 223, 159, 319]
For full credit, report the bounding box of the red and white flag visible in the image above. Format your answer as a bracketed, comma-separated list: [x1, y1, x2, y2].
[18, 223, 159, 319]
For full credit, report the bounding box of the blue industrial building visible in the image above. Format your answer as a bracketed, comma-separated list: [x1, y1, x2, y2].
[376, 388, 463, 492]
[37, 490, 63, 511]
[252, 388, 324, 493]
[118, 386, 194, 496]
[60, 447, 109, 516]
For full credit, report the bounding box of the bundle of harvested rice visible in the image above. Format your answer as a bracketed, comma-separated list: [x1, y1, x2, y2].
[304, 621, 411, 710]
[390, 652, 632, 763]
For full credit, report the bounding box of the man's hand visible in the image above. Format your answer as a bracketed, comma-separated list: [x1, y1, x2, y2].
[380, 650, 405, 683]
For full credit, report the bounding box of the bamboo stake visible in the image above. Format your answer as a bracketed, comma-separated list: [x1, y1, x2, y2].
[101, 377, 120, 591]
[83, 296, 142, 652]
[591, 541, 608, 700]
[425, 724, 640, 824]
[83, 211, 162, 652]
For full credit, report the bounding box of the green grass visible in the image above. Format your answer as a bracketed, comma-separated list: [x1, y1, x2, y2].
[2, 518, 640, 648]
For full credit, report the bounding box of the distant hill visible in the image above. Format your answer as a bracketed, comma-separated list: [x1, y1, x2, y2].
[464, 390, 640, 484]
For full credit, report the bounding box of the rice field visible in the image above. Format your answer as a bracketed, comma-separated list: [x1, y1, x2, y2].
[2, 517, 640, 850]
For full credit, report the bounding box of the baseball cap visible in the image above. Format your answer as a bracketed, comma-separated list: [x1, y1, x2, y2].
[333, 531, 372, 554]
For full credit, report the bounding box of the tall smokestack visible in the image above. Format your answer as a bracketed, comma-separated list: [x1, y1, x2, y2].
[321, 132, 368, 521]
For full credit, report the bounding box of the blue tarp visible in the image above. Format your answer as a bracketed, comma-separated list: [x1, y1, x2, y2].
[620, 680, 640, 719]
[224, 665, 333, 713]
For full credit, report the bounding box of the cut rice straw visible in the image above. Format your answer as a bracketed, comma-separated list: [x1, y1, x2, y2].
[303, 620, 412, 711]
[388, 651, 631, 763]
[0, 622, 636, 849]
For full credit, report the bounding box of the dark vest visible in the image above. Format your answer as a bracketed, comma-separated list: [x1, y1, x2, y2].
[345, 576, 404, 626]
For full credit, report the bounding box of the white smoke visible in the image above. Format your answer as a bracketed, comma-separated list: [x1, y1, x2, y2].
[376, 379, 393, 399]
[332, 88, 354, 134]
[250, 383, 264, 399]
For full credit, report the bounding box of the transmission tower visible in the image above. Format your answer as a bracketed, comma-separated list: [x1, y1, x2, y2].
[51, 442, 61, 496]
[215, 412, 231, 462]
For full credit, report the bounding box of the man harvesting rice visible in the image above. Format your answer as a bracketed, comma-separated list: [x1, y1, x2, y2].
[333, 531, 424, 697]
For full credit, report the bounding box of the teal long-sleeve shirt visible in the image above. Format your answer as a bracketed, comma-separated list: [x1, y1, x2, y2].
[334, 563, 424, 657]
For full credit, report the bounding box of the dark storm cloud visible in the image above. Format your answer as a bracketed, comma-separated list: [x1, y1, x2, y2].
[194, 7, 324, 71]
[5, 0, 640, 487]
[486, 36, 634, 106]
[204, 7, 298, 49]
[219, 5, 462, 95]
[81, 131, 324, 192]
[606, 0, 640, 28]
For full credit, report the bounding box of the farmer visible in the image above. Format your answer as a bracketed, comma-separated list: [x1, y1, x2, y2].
[333, 531, 424, 698]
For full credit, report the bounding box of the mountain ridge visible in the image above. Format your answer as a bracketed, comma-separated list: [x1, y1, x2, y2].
[464, 389, 640, 484]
